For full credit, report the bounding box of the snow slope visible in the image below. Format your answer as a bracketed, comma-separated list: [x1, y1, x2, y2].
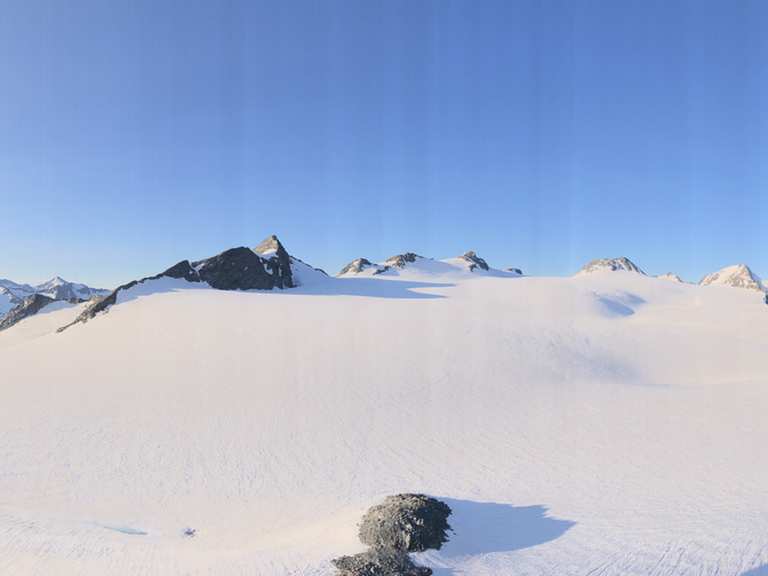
[1, 270, 767, 575]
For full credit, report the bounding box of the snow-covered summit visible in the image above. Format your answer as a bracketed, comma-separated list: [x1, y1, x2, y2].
[0, 276, 108, 328]
[35, 276, 110, 301]
[383, 252, 424, 269]
[339, 250, 518, 280]
[577, 257, 645, 276]
[338, 258, 387, 276]
[0, 278, 36, 300]
[337, 252, 424, 277]
[657, 273, 684, 283]
[700, 264, 765, 292]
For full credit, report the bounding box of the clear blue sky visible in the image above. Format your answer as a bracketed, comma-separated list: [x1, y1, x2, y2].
[1, 0, 766, 287]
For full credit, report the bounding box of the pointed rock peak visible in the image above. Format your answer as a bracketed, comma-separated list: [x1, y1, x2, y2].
[460, 251, 490, 272]
[577, 257, 645, 276]
[383, 252, 423, 268]
[38, 276, 67, 288]
[700, 264, 764, 291]
[253, 234, 287, 258]
[338, 258, 373, 276]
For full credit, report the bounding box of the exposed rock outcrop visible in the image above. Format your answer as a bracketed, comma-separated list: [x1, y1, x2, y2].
[58, 235, 298, 331]
[459, 251, 489, 272]
[332, 494, 452, 576]
[383, 253, 422, 269]
[339, 258, 375, 276]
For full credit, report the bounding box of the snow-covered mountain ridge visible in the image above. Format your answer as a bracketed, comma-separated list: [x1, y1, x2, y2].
[0, 276, 109, 326]
[4, 243, 767, 334]
[338, 250, 521, 279]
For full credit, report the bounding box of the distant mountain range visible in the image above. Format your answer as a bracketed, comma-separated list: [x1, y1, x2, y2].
[577, 257, 766, 293]
[1, 241, 765, 333]
[0, 277, 109, 324]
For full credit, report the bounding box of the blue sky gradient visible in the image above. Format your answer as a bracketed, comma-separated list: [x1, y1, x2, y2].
[1, 0, 766, 287]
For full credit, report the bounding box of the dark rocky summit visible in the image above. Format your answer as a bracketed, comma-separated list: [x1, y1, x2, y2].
[332, 494, 452, 576]
[459, 251, 489, 272]
[339, 252, 424, 277]
[58, 235, 297, 331]
[0, 294, 57, 331]
[383, 253, 422, 269]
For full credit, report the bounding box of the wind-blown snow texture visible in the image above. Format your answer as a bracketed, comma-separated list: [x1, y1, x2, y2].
[0, 264, 767, 575]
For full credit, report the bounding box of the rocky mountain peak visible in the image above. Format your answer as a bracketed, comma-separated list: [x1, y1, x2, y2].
[60, 236, 299, 331]
[253, 234, 285, 256]
[577, 257, 645, 276]
[460, 251, 490, 272]
[700, 264, 764, 292]
[338, 258, 374, 276]
[383, 252, 422, 269]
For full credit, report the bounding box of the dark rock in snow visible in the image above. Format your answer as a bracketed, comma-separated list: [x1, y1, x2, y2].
[333, 549, 432, 576]
[193, 248, 275, 290]
[383, 253, 422, 269]
[359, 494, 452, 553]
[338, 258, 390, 276]
[251, 234, 294, 289]
[58, 235, 298, 331]
[332, 494, 451, 576]
[0, 294, 57, 331]
[460, 251, 489, 272]
[506, 267, 523, 275]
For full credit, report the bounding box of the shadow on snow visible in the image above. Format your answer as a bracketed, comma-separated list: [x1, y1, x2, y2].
[417, 498, 574, 574]
[742, 566, 768, 575]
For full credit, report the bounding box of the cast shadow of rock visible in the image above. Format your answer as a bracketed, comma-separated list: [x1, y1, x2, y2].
[288, 277, 453, 299]
[107, 275, 453, 307]
[742, 566, 768, 576]
[417, 498, 574, 573]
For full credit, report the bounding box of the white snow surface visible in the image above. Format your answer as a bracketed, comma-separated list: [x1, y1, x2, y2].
[1, 270, 767, 575]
